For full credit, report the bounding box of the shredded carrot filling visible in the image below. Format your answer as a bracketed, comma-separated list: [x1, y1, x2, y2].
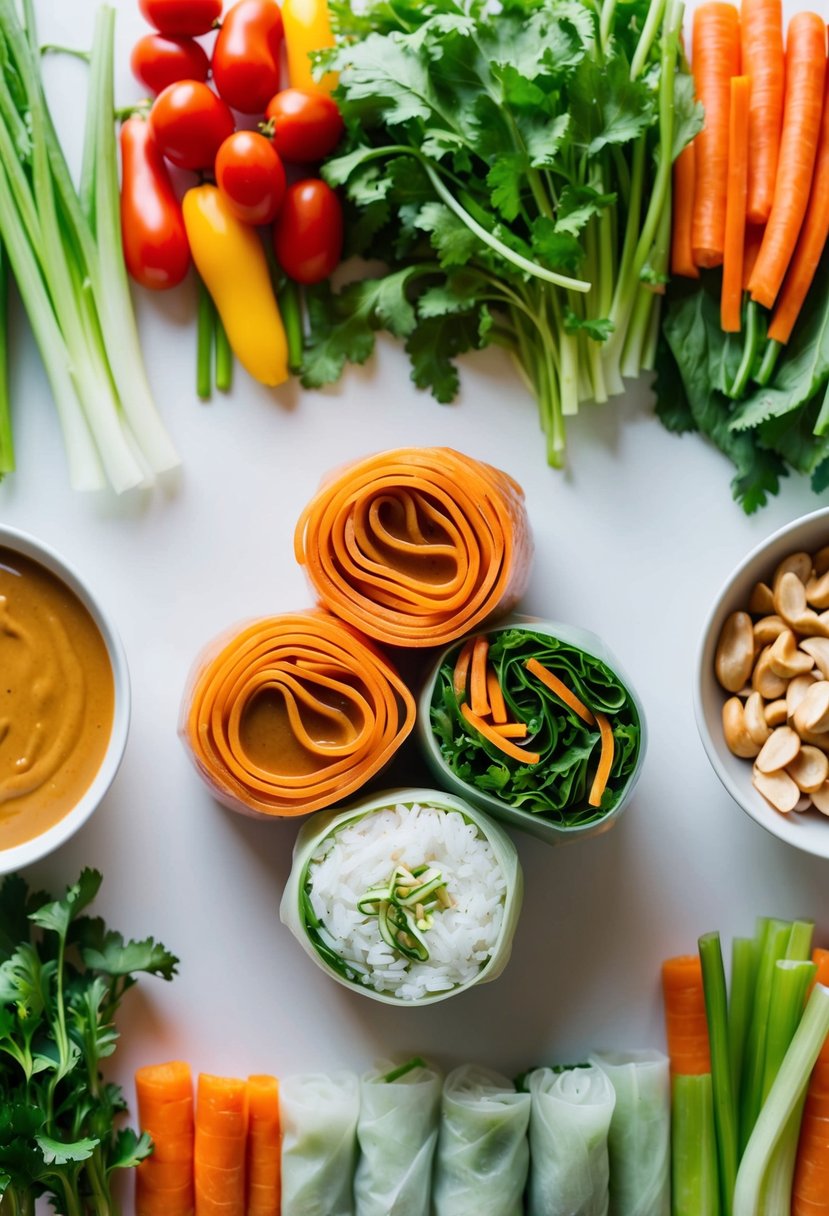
[525, 657, 596, 725]
[461, 703, 540, 765]
[486, 665, 508, 723]
[491, 723, 528, 738]
[453, 638, 475, 699]
[588, 712, 615, 808]
[470, 637, 491, 717]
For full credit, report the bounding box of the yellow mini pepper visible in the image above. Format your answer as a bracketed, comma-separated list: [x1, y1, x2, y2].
[281, 0, 337, 95]
[182, 185, 289, 388]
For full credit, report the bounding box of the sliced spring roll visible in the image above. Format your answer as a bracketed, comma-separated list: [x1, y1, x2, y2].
[354, 1058, 442, 1216]
[589, 1050, 670, 1216]
[280, 1071, 359, 1216]
[433, 1064, 531, 1216]
[528, 1065, 616, 1216]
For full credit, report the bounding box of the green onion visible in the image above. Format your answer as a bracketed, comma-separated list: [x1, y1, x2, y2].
[215, 313, 233, 392]
[359, 864, 449, 963]
[671, 1074, 721, 1216]
[197, 278, 215, 401]
[0, 238, 12, 477]
[699, 932, 737, 1216]
[279, 278, 304, 374]
[382, 1057, 427, 1084]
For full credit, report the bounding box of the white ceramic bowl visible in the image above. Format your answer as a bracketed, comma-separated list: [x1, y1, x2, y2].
[0, 526, 130, 872]
[695, 507, 829, 859]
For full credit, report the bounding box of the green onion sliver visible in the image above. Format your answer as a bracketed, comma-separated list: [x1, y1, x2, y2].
[699, 932, 737, 1216]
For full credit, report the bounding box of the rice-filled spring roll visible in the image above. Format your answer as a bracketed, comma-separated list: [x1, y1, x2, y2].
[433, 1064, 530, 1216]
[354, 1058, 442, 1216]
[527, 1065, 616, 1216]
[280, 1071, 359, 1216]
[589, 1050, 670, 1216]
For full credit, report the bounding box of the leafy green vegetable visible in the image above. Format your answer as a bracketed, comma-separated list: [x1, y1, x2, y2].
[430, 628, 641, 826]
[305, 0, 699, 468]
[0, 869, 177, 1216]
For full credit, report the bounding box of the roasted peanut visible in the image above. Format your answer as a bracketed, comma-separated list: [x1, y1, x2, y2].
[752, 646, 788, 700]
[765, 699, 788, 727]
[793, 681, 829, 735]
[753, 615, 787, 647]
[774, 573, 823, 636]
[748, 582, 775, 614]
[767, 629, 814, 679]
[814, 546, 829, 577]
[744, 692, 771, 746]
[773, 552, 813, 590]
[715, 611, 756, 692]
[752, 766, 801, 813]
[811, 782, 829, 815]
[756, 726, 801, 774]
[786, 673, 817, 720]
[806, 571, 829, 609]
[800, 637, 829, 680]
[723, 698, 762, 758]
[787, 745, 829, 793]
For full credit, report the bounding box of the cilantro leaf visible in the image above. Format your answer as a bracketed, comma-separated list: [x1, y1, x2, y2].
[405, 311, 487, 402]
[29, 870, 102, 940]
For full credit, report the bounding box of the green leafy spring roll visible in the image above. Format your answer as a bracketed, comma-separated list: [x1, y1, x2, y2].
[590, 1050, 671, 1216]
[528, 1065, 616, 1216]
[354, 1058, 442, 1216]
[433, 1064, 531, 1216]
[280, 1071, 359, 1216]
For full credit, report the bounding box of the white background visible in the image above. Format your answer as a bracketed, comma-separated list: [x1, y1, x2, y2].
[1, 0, 827, 1161]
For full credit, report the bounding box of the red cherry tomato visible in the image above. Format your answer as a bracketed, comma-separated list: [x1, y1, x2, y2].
[264, 89, 344, 163]
[130, 34, 209, 94]
[138, 0, 222, 36]
[148, 81, 235, 170]
[273, 179, 343, 284]
[215, 131, 286, 225]
[120, 117, 190, 290]
[212, 0, 283, 115]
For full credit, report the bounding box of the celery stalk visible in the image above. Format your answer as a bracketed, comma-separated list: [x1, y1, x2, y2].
[729, 938, 758, 1116]
[699, 933, 737, 1216]
[0, 239, 12, 476]
[739, 919, 792, 1152]
[671, 1074, 720, 1216]
[761, 960, 817, 1103]
[785, 921, 814, 962]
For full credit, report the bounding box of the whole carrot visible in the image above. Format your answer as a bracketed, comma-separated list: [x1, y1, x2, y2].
[135, 1061, 195, 1216]
[721, 76, 751, 332]
[768, 70, 829, 344]
[663, 955, 712, 1076]
[671, 143, 700, 278]
[246, 1075, 280, 1216]
[791, 951, 829, 1216]
[748, 12, 827, 309]
[741, 0, 785, 224]
[742, 223, 765, 290]
[691, 3, 741, 268]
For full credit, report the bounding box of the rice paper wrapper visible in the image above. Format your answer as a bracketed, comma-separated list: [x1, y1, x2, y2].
[280, 1071, 359, 1216]
[589, 1050, 670, 1216]
[527, 1066, 616, 1216]
[433, 1064, 530, 1216]
[279, 787, 523, 1007]
[354, 1059, 442, 1216]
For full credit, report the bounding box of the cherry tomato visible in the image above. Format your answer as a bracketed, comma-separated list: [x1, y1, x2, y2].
[130, 34, 209, 94]
[264, 88, 343, 163]
[139, 0, 222, 36]
[273, 179, 342, 284]
[212, 0, 283, 115]
[120, 117, 190, 290]
[149, 81, 235, 170]
[215, 132, 286, 226]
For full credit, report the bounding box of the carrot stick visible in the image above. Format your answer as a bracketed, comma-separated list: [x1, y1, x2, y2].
[460, 702, 541, 764]
[671, 143, 700, 277]
[721, 76, 751, 332]
[691, 2, 742, 268]
[768, 70, 829, 345]
[524, 657, 596, 726]
[662, 956, 713, 1076]
[470, 637, 491, 717]
[742, 0, 785, 224]
[135, 1062, 195, 1216]
[452, 638, 475, 699]
[486, 666, 507, 724]
[748, 13, 828, 308]
[195, 1075, 247, 1216]
[588, 711, 615, 808]
[792, 951, 829, 1214]
[246, 1075, 280, 1216]
[742, 222, 765, 289]
[492, 722, 528, 738]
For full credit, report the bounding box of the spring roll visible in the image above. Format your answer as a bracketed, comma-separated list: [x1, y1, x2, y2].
[433, 1064, 531, 1216]
[527, 1065, 616, 1216]
[280, 1071, 359, 1216]
[355, 1058, 442, 1216]
[589, 1050, 670, 1216]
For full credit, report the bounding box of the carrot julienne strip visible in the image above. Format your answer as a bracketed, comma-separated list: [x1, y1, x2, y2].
[588, 712, 615, 807]
[691, 2, 742, 268]
[470, 636, 491, 717]
[525, 657, 596, 726]
[486, 665, 508, 724]
[492, 722, 528, 738]
[452, 638, 475, 699]
[721, 76, 751, 332]
[671, 143, 700, 277]
[460, 702, 540, 764]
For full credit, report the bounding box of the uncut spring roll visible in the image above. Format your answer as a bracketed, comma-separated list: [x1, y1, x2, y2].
[354, 1058, 441, 1216]
[589, 1050, 670, 1216]
[527, 1066, 616, 1216]
[433, 1064, 530, 1216]
[280, 1071, 359, 1216]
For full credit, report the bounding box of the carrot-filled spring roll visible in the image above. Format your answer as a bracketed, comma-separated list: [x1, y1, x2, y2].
[294, 448, 534, 648]
[179, 610, 416, 818]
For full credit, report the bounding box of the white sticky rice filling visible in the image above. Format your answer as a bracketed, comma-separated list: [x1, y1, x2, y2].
[306, 802, 507, 1001]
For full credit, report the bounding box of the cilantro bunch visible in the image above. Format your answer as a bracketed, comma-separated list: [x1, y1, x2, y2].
[303, 0, 700, 467]
[0, 869, 177, 1216]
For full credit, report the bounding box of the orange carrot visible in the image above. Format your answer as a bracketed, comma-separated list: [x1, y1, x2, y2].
[246, 1076, 280, 1216]
[195, 1075, 247, 1216]
[452, 639, 475, 699]
[662, 956, 712, 1075]
[792, 952, 829, 1216]
[671, 143, 700, 277]
[721, 76, 751, 332]
[525, 657, 596, 726]
[742, 0, 785, 224]
[486, 665, 508, 724]
[748, 13, 828, 308]
[470, 637, 491, 717]
[135, 1061, 195, 1216]
[691, 3, 742, 267]
[743, 222, 765, 289]
[768, 70, 829, 344]
[492, 722, 528, 739]
[588, 711, 615, 808]
[460, 702, 541, 764]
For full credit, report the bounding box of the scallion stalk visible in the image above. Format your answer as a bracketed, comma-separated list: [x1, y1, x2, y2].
[215, 314, 233, 392]
[0, 239, 13, 476]
[699, 932, 737, 1216]
[197, 279, 215, 401]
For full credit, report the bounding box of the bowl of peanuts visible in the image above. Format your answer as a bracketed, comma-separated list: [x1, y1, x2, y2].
[696, 507, 829, 858]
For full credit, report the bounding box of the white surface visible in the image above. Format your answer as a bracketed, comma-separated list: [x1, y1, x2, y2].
[2, 0, 828, 1140]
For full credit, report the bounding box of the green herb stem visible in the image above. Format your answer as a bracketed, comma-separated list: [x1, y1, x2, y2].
[630, 0, 668, 79]
[699, 932, 737, 1216]
[755, 338, 781, 387]
[0, 238, 12, 476]
[197, 278, 215, 400]
[215, 313, 233, 393]
[728, 301, 761, 398]
[279, 278, 304, 374]
[382, 1057, 427, 1084]
[671, 1073, 721, 1216]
